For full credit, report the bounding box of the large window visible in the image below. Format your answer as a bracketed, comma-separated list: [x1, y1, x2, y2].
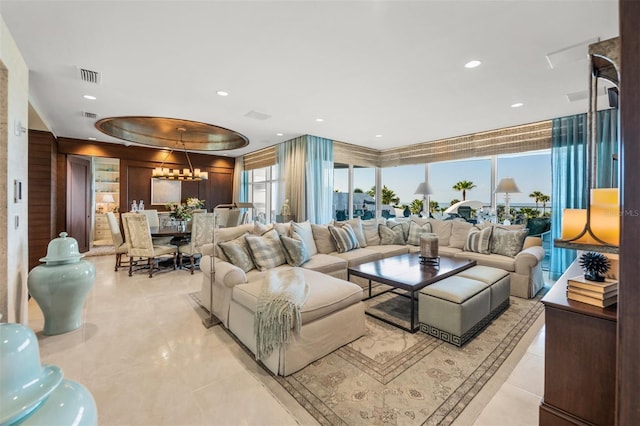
[497, 151, 552, 213]
[332, 164, 376, 220]
[247, 165, 278, 223]
[382, 164, 426, 215]
[429, 158, 492, 214]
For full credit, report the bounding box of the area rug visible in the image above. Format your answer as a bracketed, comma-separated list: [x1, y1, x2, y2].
[190, 289, 545, 425]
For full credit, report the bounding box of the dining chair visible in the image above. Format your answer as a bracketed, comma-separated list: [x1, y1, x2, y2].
[122, 213, 177, 277]
[138, 209, 173, 245]
[179, 213, 214, 274]
[226, 209, 242, 227]
[106, 212, 129, 271]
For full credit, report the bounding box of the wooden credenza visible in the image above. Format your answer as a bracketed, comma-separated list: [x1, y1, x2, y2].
[539, 278, 617, 425]
[93, 213, 118, 244]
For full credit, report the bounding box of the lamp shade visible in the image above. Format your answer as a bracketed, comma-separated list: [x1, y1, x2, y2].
[495, 177, 521, 194]
[590, 188, 619, 245]
[414, 182, 433, 195]
[101, 194, 115, 203]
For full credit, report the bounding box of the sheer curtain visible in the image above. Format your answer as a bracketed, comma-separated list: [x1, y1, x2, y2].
[550, 109, 618, 279]
[232, 156, 248, 204]
[305, 135, 334, 224]
[277, 135, 334, 224]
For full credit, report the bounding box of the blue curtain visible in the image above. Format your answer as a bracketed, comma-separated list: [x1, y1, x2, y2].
[550, 109, 618, 279]
[305, 135, 334, 224]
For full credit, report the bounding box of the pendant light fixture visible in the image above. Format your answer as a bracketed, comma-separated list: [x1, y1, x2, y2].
[152, 127, 207, 181]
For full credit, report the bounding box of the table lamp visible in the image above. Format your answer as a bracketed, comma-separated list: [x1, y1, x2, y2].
[494, 177, 520, 225]
[414, 181, 433, 217]
[101, 193, 115, 212]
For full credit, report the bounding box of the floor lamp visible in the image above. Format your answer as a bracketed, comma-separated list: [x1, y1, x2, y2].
[202, 201, 254, 329]
[414, 181, 433, 217]
[495, 177, 520, 225]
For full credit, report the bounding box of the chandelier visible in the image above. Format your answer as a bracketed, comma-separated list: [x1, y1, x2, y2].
[152, 127, 208, 181]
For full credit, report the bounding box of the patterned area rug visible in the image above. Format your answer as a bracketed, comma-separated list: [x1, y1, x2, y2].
[189, 289, 545, 425]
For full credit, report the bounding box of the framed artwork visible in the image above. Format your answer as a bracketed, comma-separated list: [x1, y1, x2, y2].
[151, 179, 181, 205]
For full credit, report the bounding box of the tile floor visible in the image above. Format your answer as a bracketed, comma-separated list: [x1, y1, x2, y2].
[27, 255, 546, 425]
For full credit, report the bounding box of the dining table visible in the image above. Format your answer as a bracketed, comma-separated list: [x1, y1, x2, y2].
[149, 223, 192, 247]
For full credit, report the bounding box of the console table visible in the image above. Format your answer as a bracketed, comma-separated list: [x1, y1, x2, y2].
[539, 276, 617, 425]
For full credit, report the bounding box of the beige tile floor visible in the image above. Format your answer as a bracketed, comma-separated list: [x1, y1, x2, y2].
[27, 255, 545, 426]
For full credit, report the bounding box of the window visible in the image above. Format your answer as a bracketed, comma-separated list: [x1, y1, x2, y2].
[247, 165, 278, 223]
[497, 150, 552, 213]
[429, 158, 492, 214]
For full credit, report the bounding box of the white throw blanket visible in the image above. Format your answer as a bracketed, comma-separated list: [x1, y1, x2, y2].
[254, 268, 310, 361]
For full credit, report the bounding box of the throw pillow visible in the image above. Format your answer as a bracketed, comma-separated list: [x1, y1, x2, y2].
[245, 229, 287, 271]
[490, 226, 529, 257]
[328, 224, 360, 253]
[379, 223, 406, 245]
[427, 219, 453, 246]
[464, 226, 492, 254]
[253, 222, 274, 235]
[291, 221, 318, 256]
[343, 218, 367, 247]
[311, 224, 337, 254]
[218, 233, 255, 273]
[449, 220, 473, 249]
[407, 220, 433, 246]
[361, 218, 383, 246]
[280, 234, 310, 267]
[386, 219, 410, 241]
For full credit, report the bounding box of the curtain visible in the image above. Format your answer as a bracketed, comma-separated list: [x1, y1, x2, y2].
[550, 109, 618, 279]
[305, 135, 334, 224]
[232, 156, 248, 204]
[277, 137, 307, 222]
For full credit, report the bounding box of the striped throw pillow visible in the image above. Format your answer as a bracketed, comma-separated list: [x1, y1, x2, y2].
[464, 226, 492, 254]
[328, 224, 360, 253]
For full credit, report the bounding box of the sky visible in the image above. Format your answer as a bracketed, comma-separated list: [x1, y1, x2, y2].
[334, 151, 552, 208]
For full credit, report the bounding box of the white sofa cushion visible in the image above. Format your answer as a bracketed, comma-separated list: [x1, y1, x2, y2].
[301, 253, 348, 275]
[454, 251, 516, 272]
[366, 244, 409, 258]
[330, 247, 381, 267]
[232, 269, 363, 324]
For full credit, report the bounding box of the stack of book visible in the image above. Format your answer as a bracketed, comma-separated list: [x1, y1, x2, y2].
[567, 276, 618, 307]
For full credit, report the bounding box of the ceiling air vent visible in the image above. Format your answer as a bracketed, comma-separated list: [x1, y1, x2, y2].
[244, 110, 271, 120]
[78, 67, 101, 84]
[83, 111, 98, 119]
[566, 86, 608, 103]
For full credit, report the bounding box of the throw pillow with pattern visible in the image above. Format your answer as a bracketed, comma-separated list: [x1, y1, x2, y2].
[464, 226, 492, 254]
[244, 229, 286, 271]
[379, 223, 406, 245]
[386, 219, 410, 241]
[490, 226, 529, 257]
[407, 220, 433, 245]
[280, 234, 310, 267]
[328, 224, 360, 253]
[218, 233, 255, 273]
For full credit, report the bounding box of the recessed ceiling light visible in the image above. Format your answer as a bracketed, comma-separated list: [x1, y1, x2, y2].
[276, 133, 283, 136]
[315, 118, 324, 122]
[511, 102, 524, 108]
[216, 90, 229, 96]
[464, 60, 482, 69]
[83, 95, 96, 100]
[88, 137, 96, 141]
[375, 134, 383, 138]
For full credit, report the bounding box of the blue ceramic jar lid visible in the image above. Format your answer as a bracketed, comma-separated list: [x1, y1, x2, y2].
[39, 232, 84, 264]
[0, 324, 64, 425]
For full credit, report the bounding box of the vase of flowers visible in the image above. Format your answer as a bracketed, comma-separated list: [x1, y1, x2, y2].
[186, 197, 205, 209]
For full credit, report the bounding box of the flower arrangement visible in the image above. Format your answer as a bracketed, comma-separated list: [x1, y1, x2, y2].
[186, 197, 205, 209]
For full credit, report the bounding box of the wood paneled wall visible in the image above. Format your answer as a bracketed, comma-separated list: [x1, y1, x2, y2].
[56, 137, 235, 214]
[28, 130, 58, 270]
[618, 0, 640, 422]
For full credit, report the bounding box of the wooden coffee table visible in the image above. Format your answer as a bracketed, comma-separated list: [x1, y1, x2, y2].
[348, 253, 476, 332]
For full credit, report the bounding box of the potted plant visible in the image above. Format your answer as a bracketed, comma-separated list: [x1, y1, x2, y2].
[579, 251, 610, 282]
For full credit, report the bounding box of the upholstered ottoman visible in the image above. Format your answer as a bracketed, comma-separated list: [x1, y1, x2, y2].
[456, 265, 511, 314]
[419, 276, 491, 346]
[227, 268, 365, 376]
[419, 265, 511, 346]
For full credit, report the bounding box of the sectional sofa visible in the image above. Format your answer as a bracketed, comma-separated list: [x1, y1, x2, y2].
[199, 217, 545, 375]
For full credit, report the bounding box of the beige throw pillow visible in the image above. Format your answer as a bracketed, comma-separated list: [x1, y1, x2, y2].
[449, 220, 473, 249]
[361, 219, 383, 246]
[291, 220, 318, 256]
[311, 224, 337, 254]
[427, 219, 453, 246]
[464, 226, 492, 254]
[334, 218, 367, 248]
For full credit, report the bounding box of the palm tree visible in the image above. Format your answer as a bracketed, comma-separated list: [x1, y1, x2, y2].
[539, 194, 551, 215]
[452, 180, 476, 201]
[368, 185, 400, 205]
[409, 199, 423, 215]
[429, 200, 440, 214]
[353, 188, 363, 193]
[529, 190, 544, 210]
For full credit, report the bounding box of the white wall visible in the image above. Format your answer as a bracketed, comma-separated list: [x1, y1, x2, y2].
[0, 14, 29, 323]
